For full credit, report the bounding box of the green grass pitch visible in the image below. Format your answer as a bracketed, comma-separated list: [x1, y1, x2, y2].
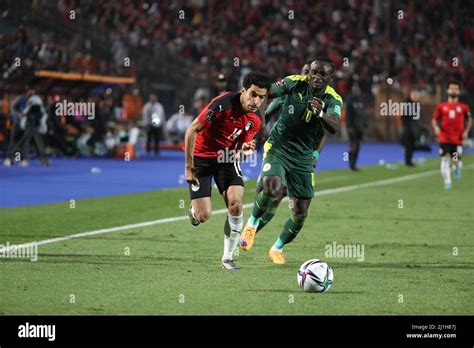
[1, 155, 473, 315]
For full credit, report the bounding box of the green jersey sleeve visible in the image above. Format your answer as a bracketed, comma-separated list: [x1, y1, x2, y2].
[265, 96, 284, 117]
[324, 86, 343, 119]
[271, 74, 308, 97]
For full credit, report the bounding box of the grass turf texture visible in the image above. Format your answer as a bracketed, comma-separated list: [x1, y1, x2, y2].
[1, 155, 473, 315]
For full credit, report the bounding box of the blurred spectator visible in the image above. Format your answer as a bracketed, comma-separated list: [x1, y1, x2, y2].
[210, 74, 229, 96]
[44, 94, 78, 157]
[193, 95, 208, 117]
[165, 111, 193, 144]
[123, 88, 144, 120]
[114, 120, 140, 159]
[142, 93, 165, 155]
[3, 89, 29, 166]
[8, 90, 49, 166]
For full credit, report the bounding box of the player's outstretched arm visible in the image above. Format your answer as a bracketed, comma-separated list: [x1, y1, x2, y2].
[184, 118, 206, 186]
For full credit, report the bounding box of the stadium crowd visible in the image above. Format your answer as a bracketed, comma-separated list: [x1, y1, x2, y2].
[56, 0, 473, 93]
[0, 86, 195, 165]
[0, 26, 130, 81]
[0, 0, 472, 163]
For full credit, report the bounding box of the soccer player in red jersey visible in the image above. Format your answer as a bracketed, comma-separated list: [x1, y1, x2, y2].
[432, 81, 472, 189]
[184, 72, 271, 270]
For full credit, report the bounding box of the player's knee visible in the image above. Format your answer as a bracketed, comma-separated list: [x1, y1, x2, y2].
[291, 209, 308, 220]
[196, 208, 212, 222]
[227, 199, 242, 216]
[263, 186, 278, 198]
[263, 179, 283, 198]
[277, 187, 287, 201]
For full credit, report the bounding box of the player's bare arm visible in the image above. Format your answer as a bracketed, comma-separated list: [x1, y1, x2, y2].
[317, 133, 327, 153]
[320, 112, 340, 134]
[432, 118, 441, 136]
[267, 88, 278, 99]
[463, 112, 472, 139]
[310, 97, 340, 134]
[184, 117, 206, 186]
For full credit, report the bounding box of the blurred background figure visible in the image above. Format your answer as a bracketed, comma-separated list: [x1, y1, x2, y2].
[346, 83, 367, 171]
[165, 110, 193, 144]
[114, 119, 140, 159]
[142, 93, 165, 155]
[432, 81, 472, 189]
[210, 74, 228, 96]
[123, 88, 144, 121]
[44, 94, 78, 157]
[401, 90, 421, 167]
[3, 89, 28, 166]
[301, 63, 310, 76]
[4, 89, 49, 166]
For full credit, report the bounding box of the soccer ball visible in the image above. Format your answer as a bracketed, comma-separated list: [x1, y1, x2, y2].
[297, 259, 333, 293]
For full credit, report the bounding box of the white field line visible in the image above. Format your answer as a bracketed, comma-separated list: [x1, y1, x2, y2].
[314, 175, 349, 184]
[1, 165, 472, 254]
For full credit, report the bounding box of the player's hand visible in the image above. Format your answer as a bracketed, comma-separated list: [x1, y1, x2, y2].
[185, 167, 200, 187]
[310, 97, 325, 117]
[242, 140, 256, 155]
[434, 127, 441, 136]
[462, 131, 468, 139]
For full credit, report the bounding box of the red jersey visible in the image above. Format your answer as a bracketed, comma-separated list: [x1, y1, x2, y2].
[432, 101, 471, 144]
[194, 92, 262, 158]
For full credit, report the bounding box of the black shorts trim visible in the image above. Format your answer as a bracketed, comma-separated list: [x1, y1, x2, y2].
[439, 143, 463, 158]
[189, 156, 244, 200]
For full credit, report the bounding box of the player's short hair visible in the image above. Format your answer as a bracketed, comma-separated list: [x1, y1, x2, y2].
[447, 80, 461, 89]
[243, 72, 272, 91]
[312, 57, 335, 74]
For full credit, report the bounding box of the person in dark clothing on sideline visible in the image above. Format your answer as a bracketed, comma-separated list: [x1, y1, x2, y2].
[401, 90, 420, 167]
[346, 83, 366, 171]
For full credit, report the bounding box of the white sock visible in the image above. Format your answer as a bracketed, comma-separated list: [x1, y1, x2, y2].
[222, 213, 243, 261]
[456, 160, 463, 171]
[227, 212, 243, 232]
[222, 231, 241, 261]
[441, 157, 451, 184]
[223, 234, 232, 260]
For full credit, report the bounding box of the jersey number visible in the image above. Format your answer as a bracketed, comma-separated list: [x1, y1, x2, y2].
[449, 110, 456, 119]
[228, 128, 243, 140]
[302, 109, 313, 122]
